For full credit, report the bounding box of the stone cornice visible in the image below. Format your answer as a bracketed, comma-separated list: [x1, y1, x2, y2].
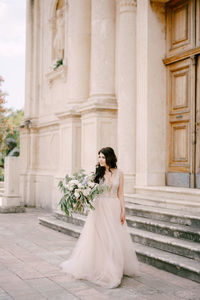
[55, 106, 81, 120]
[78, 96, 118, 115]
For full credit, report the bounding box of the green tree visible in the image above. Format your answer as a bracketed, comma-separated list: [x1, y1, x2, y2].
[0, 76, 8, 180]
[6, 108, 24, 150]
[0, 76, 24, 180]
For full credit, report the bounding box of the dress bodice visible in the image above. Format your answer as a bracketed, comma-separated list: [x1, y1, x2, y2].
[100, 169, 120, 198]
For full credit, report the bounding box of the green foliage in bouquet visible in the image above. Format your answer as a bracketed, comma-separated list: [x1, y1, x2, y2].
[58, 169, 104, 216]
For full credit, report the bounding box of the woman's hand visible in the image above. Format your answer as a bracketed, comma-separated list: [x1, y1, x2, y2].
[120, 210, 125, 225]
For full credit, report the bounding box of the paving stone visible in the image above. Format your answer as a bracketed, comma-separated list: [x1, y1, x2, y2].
[25, 277, 63, 293]
[40, 289, 78, 300]
[0, 289, 10, 298]
[0, 296, 14, 300]
[0, 282, 37, 298]
[0, 208, 200, 300]
[13, 294, 46, 300]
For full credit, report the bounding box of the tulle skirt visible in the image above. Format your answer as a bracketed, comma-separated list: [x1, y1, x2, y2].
[61, 195, 139, 288]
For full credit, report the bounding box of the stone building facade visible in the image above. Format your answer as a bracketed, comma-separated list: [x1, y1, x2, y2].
[20, 0, 200, 210]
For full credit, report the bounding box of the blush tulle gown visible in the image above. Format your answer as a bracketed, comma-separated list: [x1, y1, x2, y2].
[61, 169, 139, 288]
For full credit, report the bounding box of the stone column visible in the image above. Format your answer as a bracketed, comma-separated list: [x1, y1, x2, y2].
[136, 0, 166, 187]
[32, 0, 40, 118]
[24, 0, 40, 119]
[89, 0, 116, 102]
[80, 0, 118, 173]
[21, 1, 40, 208]
[117, 0, 137, 193]
[67, 0, 91, 104]
[24, 0, 33, 119]
[0, 157, 23, 211]
[53, 110, 81, 211]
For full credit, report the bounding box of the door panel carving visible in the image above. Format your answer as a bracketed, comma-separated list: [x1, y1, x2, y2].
[167, 58, 195, 186]
[196, 55, 200, 187]
[166, 0, 195, 56]
[172, 123, 188, 163]
[197, 0, 200, 47]
[172, 68, 189, 109]
[165, 0, 200, 188]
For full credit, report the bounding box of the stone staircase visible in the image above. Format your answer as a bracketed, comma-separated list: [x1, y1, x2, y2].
[39, 191, 200, 283]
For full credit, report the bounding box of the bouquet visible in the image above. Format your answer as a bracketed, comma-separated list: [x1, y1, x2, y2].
[58, 169, 104, 216]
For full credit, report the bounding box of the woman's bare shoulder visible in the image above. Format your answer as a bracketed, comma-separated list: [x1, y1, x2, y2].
[117, 169, 124, 177]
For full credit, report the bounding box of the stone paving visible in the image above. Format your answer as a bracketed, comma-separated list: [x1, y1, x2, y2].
[0, 208, 199, 300]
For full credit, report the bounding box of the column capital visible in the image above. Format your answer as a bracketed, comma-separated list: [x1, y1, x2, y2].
[118, 0, 137, 12]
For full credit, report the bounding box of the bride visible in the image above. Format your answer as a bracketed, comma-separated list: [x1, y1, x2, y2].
[61, 147, 139, 288]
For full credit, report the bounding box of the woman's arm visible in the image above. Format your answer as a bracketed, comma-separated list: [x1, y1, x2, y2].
[117, 170, 125, 225]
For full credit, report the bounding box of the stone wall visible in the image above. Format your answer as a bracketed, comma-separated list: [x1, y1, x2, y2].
[21, 0, 167, 209]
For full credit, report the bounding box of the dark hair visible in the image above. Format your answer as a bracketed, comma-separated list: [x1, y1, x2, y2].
[94, 147, 117, 183]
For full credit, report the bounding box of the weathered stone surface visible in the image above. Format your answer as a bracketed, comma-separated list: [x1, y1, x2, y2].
[39, 201, 200, 284]
[136, 245, 200, 284]
[1, 208, 200, 300]
[125, 203, 200, 227]
[125, 192, 200, 212]
[126, 215, 200, 243]
[0, 206, 25, 214]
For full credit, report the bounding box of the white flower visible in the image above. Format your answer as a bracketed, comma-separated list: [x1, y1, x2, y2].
[70, 180, 79, 185]
[74, 189, 80, 199]
[78, 183, 83, 189]
[83, 188, 91, 196]
[82, 177, 88, 185]
[88, 181, 95, 188]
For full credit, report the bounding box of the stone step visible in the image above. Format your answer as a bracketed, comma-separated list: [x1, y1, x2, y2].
[135, 244, 200, 284]
[54, 211, 86, 227]
[125, 194, 200, 212]
[125, 203, 200, 227]
[129, 227, 200, 261]
[53, 212, 200, 261]
[126, 215, 200, 243]
[39, 215, 82, 238]
[38, 214, 200, 283]
[135, 186, 200, 202]
[50, 212, 200, 261]
[55, 211, 200, 243]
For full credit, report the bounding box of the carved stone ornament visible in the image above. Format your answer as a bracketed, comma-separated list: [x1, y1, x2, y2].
[45, 65, 67, 87]
[150, 0, 170, 2]
[119, 0, 137, 8]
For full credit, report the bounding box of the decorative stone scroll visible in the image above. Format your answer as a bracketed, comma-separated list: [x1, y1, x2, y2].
[119, 0, 137, 12]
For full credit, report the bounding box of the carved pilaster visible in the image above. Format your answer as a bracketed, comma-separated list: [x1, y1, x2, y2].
[118, 0, 137, 13]
[117, 0, 137, 192]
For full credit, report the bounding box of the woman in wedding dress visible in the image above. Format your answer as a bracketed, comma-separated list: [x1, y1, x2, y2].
[61, 147, 139, 288]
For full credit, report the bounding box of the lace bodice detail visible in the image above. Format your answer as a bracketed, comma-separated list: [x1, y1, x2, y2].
[100, 169, 120, 198]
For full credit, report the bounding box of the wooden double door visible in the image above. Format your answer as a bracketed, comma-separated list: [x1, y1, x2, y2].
[166, 0, 200, 188]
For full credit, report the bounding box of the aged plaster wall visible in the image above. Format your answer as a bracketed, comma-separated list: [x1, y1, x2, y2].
[20, 0, 167, 210]
[136, 0, 166, 187]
